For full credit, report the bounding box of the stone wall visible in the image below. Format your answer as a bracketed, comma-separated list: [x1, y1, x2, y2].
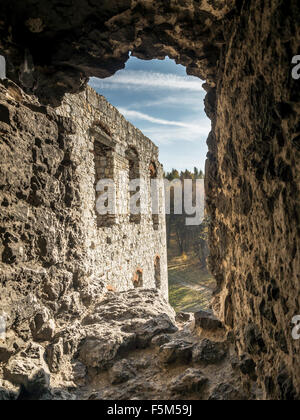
[0, 81, 168, 346]
[206, 0, 300, 400]
[56, 86, 168, 297]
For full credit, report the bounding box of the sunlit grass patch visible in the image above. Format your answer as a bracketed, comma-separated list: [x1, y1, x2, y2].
[168, 252, 216, 313]
[169, 283, 212, 313]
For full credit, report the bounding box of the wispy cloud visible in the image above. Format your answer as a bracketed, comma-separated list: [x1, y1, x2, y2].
[128, 94, 205, 110]
[117, 107, 210, 147]
[121, 91, 205, 110]
[90, 70, 204, 92]
[88, 56, 209, 172]
[118, 108, 210, 137]
[142, 125, 210, 146]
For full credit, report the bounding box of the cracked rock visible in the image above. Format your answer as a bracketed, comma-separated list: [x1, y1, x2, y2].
[159, 339, 195, 364]
[208, 383, 247, 401]
[109, 359, 137, 385]
[194, 311, 224, 331]
[4, 343, 50, 397]
[170, 369, 209, 395]
[0, 380, 20, 401]
[192, 339, 227, 365]
[30, 309, 56, 342]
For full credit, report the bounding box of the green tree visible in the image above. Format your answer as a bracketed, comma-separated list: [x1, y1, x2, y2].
[193, 216, 210, 267]
[165, 167, 206, 256]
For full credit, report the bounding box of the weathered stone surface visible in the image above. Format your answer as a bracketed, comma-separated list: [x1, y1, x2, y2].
[79, 278, 106, 308]
[101, 377, 158, 401]
[206, 0, 300, 399]
[79, 333, 125, 370]
[0, 331, 20, 362]
[4, 343, 50, 397]
[0, 344, 13, 363]
[0, 1, 234, 105]
[78, 290, 176, 369]
[159, 339, 194, 364]
[170, 369, 209, 395]
[238, 355, 257, 378]
[0, 380, 20, 401]
[192, 339, 227, 365]
[134, 315, 178, 348]
[39, 389, 78, 401]
[151, 334, 173, 348]
[30, 309, 56, 342]
[71, 361, 87, 384]
[0, 81, 168, 328]
[176, 312, 193, 324]
[109, 360, 137, 385]
[194, 310, 223, 331]
[1, 287, 247, 400]
[46, 341, 63, 374]
[208, 383, 247, 401]
[58, 88, 168, 298]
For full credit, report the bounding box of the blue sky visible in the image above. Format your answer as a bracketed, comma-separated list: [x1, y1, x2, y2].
[89, 56, 210, 173]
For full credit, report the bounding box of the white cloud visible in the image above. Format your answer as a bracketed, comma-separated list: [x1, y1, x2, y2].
[118, 108, 210, 140]
[119, 108, 193, 128]
[142, 126, 210, 146]
[135, 94, 205, 109]
[90, 70, 204, 92]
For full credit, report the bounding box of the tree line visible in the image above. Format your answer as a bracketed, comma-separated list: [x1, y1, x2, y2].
[164, 167, 209, 268]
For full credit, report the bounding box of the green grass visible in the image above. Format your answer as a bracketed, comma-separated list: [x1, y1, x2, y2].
[169, 283, 213, 313]
[168, 252, 216, 313]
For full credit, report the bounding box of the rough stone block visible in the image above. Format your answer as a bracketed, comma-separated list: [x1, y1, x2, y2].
[194, 311, 224, 331]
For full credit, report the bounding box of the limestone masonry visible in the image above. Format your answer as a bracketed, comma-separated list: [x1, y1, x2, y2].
[0, 82, 168, 307]
[57, 87, 168, 298]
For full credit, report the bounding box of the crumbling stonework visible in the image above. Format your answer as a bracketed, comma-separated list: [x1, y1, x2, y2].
[56, 86, 168, 297]
[0, 80, 170, 399]
[206, 1, 300, 400]
[0, 0, 299, 400]
[0, 289, 245, 401]
[0, 0, 235, 106]
[0, 80, 168, 310]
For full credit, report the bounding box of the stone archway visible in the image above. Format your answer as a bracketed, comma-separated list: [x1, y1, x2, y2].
[0, 1, 233, 105]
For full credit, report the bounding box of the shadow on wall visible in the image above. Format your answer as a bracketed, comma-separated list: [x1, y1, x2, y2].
[0, 56, 6, 80]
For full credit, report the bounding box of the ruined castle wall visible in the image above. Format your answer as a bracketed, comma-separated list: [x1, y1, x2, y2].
[206, 1, 300, 399]
[0, 82, 168, 339]
[56, 87, 168, 297]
